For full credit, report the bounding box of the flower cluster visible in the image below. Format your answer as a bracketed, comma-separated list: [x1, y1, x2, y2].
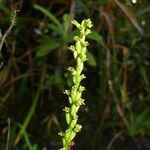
[59, 19, 92, 150]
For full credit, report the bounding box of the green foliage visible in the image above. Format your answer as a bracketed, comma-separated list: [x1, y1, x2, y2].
[86, 51, 97, 66]
[128, 108, 150, 136]
[87, 30, 103, 43]
[0, 1, 150, 149]
[36, 37, 60, 57]
[34, 4, 63, 36]
[34, 4, 61, 27]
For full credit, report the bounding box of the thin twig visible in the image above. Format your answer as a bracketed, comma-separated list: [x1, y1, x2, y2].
[5, 118, 11, 150]
[108, 80, 129, 127]
[69, 0, 76, 31]
[114, 0, 144, 35]
[0, 9, 17, 52]
[106, 131, 124, 150]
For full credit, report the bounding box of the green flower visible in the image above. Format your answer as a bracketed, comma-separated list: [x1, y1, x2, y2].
[60, 19, 92, 150]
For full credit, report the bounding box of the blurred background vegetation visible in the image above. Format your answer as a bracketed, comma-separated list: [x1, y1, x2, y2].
[0, 0, 150, 149]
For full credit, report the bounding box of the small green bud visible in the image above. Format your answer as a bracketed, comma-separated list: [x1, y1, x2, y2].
[68, 130, 76, 143]
[80, 46, 86, 54]
[82, 19, 93, 28]
[58, 132, 64, 137]
[63, 107, 70, 113]
[72, 20, 81, 29]
[76, 41, 82, 53]
[78, 74, 85, 81]
[75, 92, 81, 101]
[73, 75, 84, 87]
[79, 53, 87, 62]
[63, 90, 70, 95]
[64, 129, 71, 141]
[68, 67, 76, 75]
[76, 60, 83, 73]
[69, 97, 72, 104]
[68, 45, 78, 58]
[73, 51, 78, 58]
[72, 75, 76, 84]
[74, 124, 82, 133]
[75, 98, 85, 106]
[81, 74, 86, 79]
[85, 29, 91, 35]
[81, 41, 89, 47]
[62, 138, 66, 148]
[66, 112, 70, 125]
[80, 98, 85, 105]
[71, 86, 77, 101]
[79, 85, 85, 92]
[71, 104, 79, 115]
[69, 116, 77, 129]
[68, 45, 75, 52]
[74, 36, 80, 41]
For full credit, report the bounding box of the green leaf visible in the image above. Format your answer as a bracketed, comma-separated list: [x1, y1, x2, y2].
[36, 37, 60, 57]
[63, 14, 71, 35]
[33, 4, 64, 36]
[86, 51, 97, 66]
[65, 30, 79, 43]
[129, 109, 150, 136]
[136, 5, 150, 16]
[45, 70, 64, 88]
[50, 24, 64, 36]
[98, 0, 107, 5]
[0, 2, 10, 15]
[87, 30, 103, 43]
[34, 4, 61, 27]
[139, 66, 149, 86]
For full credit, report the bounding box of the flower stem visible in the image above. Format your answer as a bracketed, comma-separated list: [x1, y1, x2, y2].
[59, 19, 92, 150]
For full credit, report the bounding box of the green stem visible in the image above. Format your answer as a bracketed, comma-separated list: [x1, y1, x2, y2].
[59, 19, 92, 150]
